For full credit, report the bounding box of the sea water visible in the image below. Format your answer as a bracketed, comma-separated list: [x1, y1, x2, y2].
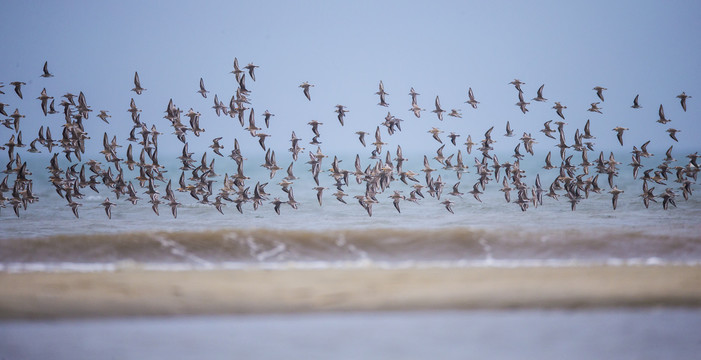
[2, 143, 700, 272]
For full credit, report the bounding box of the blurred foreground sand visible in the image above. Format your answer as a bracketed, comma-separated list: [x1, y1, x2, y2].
[1, 265, 700, 319]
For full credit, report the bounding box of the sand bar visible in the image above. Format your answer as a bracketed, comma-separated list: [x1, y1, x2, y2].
[1, 265, 701, 319]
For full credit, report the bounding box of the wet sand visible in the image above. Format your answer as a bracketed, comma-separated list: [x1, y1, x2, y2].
[1, 265, 700, 319]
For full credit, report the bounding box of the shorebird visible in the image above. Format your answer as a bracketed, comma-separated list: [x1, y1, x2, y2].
[532, 84, 547, 102]
[335, 105, 348, 126]
[677, 92, 691, 112]
[447, 132, 460, 146]
[540, 120, 556, 139]
[101, 198, 116, 219]
[509, 79, 525, 92]
[504, 121, 514, 137]
[515, 92, 529, 113]
[388, 191, 405, 213]
[299, 81, 314, 101]
[441, 199, 455, 214]
[409, 103, 425, 118]
[588, 102, 603, 114]
[666, 128, 680, 142]
[465, 87, 480, 109]
[428, 127, 443, 144]
[262, 110, 274, 128]
[132, 71, 146, 94]
[553, 102, 567, 119]
[613, 126, 629, 146]
[97, 110, 111, 123]
[593, 86, 607, 101]
[244, 63, 259, 81]
[10, 81, 25, 99]
[448, 109, 462, 118]
[197, 78, 209, 98]
[355, 131, 368, 147]
[41, 61, 54, 78]
[313, 186, 327, 206]
[469, 182, 483, 202]
[432, 96, 446, 120]
[376, 80, 389, 106]
[609, 186, 624, 210]
[409, 87, 419, 105]
[37, 88, 53, 116]
[631, 94, 642, 109]
[657, 104, 671, 124]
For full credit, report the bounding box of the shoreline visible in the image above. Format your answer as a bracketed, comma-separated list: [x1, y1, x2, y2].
[1, 264, 700, 320]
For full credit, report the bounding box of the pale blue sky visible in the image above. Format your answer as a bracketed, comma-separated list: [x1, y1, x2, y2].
[2, 0, 700, 162]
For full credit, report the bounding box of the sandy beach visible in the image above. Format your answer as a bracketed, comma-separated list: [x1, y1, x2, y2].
[1, 264, 700, 319]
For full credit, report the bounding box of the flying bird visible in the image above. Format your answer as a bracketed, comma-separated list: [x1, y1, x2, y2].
[553, 102, 567, 119]
[677, 92, 691, 112]
[593, 86, 607, 101]
[41, 61, 54, 78]
[132, 71, 146, 94]
[532, 84, 547, 102]
[10, 81, 26, 99]
[299, 81, 314, 101]
[198, 78, 209, 98]
[432, 96, 445, 120]
[465, 87, 480, 108]
[657, 104, 671, 124]
[631, 94, 642, 109]
[612, 126, 629, 146]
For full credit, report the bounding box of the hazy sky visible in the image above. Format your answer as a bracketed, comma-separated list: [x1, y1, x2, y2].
[2, 0, 700, 163]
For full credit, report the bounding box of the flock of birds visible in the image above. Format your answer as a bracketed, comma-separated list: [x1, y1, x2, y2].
[0, 59, 698, 219]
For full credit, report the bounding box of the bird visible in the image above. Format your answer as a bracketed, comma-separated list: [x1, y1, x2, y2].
[448, 109, 462, 118]
[244, 63, 259, 81]
[469, 183, 483, 203]
[532, 84, 547, 102]
[428, 128, 443, 144]
[355, 131, 368, 147]
[588, 102, 603, 114]
[37, 88, 53, 116]
[299, 81, 314, 101]
[515, 92, 529, 113]
[313, 186, 327, 206]
[553, 102, 567, 119]
[432, 96, 445, 120]
[335, 105, 348, 126]
[447, 132, 460, 146]
[441, 199, 455, 214]
[657, 104, 671, 124]
[97, 110, 111, 123]
[612, 126, 629, 146]
[261, 110, 275, 128]
[666, 128, 680, 142]
[101, 198, 116, 219]
[210, 137, 225, 156]
[540, 120, 556, 139]
[376, 80, 389, 107]
[409, 87, 420, 104]
[132, 71, 146, 94]
[41, 61, 54, 78]
[593, 86, 607, 101]
[504, 121, 514, 137]
[509, 79, 525, 92]
[197, 78, 209, 98]
[407, 99, 425, 118]
[631, 94, 642, 109]
[609, 186, 624, 210]
[10, 81, 26, 99]
[465, 87, 480, 109]
[677, 92, 691, 112]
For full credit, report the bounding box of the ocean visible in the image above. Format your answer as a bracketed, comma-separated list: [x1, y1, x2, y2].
[2, 144, 700, 272]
